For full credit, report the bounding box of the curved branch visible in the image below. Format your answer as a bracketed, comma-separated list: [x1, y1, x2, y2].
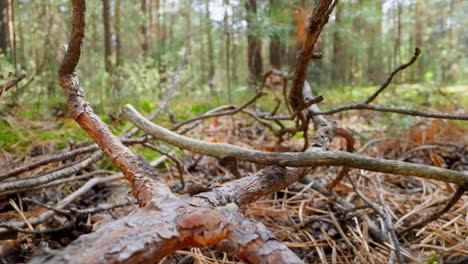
[122, 104, 468, 188]
[0, 72, 26, 96]
[365, 47, 421, 104]
[288, 0, 336, 111]
[43, 2, 302, 262]
[308, 102, 468, 120]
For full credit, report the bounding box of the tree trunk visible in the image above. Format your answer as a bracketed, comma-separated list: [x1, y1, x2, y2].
[205, 0, 215, 95]
[114, 0, 121, 67]
[268, 0, 281, 69]
[224, 0, 231, 102]
[140, 0, 148, 57]
[414, 0, 423, 81]
[245, 0, 262, 83]
[0, 0, 8, 54]
[366, 0, 383, 84]
[332, 5, 344, 83]
[102, 0, 112, 73]
[8, 0, 16, 72]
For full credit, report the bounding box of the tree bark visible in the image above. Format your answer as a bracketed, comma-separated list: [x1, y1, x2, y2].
[140, 0, 148, 56]
[102, 0, 112, 73]
[331, 4, 344, 83]
[114, 0, 121, 67]
[224, 0, 231, 102]
[245, 0, 263, 83]
[205, 0, 215, 95]
[0, 0, 8, 54]
[268, 0, 282, 69]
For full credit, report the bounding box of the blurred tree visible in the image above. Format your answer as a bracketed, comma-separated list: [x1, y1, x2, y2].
[245, 0, 263, 83]
[0, 0, 8, 54]
[102, 0, 112, 73]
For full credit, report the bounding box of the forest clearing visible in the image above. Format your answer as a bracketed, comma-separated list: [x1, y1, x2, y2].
[0, 0, 467, 263]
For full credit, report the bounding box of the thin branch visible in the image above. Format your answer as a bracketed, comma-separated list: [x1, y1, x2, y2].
[288, 0, 336, 111]
[0, 72, 26, 97]
[171, 91, 266, 131]
[144, 143, 185, 189]
[308, 103, 468, 120]
[307, 48, 467, 120]
[0, 137, 150, 180]
[398, 185, 465, 236]
[124, 45, 191, 138]
[365, 48, 421, 104]
[23, 198, 131, 216]
[0, 151, 104, 195]
[0, 174, 123, 237]
[123, 104, 468, 188]
[0, 221, 75, 234]
[349, 174, 405, 263]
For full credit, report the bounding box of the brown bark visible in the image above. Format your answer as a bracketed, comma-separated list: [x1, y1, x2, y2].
[40, 1, 303, 262]
[102, 0, 112, 73]
[205, 0, 215, 94]
[140, 0, 148, 56]
[114, 0, 121, 67]
[366, 0, 383, 84]
[268, 0, 282, 69]
[288, 0, 335, 112]
[245, 0, 263, 83]
[0, 0, 8, 54]
[224, 0, 231, 102]
[331, 4, 344, 83]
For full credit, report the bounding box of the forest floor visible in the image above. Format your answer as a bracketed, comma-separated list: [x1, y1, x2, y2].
[0, 85, 467, 263]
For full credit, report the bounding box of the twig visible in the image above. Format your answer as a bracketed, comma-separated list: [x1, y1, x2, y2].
[171, 91, 266, 131]
[0, 136, 150, 180]
[124, 45, 191, 138]
[0, 73, 26, 98]
[307, 48, 467, 120]
[23, 198, 131, 216]
[348, 174, 405, 263]
[0, 151, 104, 195]
[144, 143, 185, 189]
[122, 104, 468, 187]
[303, 174, 419, 262]
[0, 174, 123, 237]
[398, 185, 465, 236]
[0, 221, 75, 234]
[308, 103, 468, 120]
[365, 48, 421, 104]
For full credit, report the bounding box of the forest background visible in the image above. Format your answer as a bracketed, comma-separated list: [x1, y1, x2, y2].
[0, 0, 466, 125]
[0, 0, 467, 263]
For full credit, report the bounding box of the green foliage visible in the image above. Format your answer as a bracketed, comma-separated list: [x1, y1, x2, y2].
[424, 251, 439, 264]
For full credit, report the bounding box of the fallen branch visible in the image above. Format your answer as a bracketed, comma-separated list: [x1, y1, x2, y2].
[0, 73, 26, 98]
[308, 48, 467, 120]
[0, 137, 149, 180]
[122, 104, 468, 188]
[0, 174, 123, 238]
[33, 1, 303, 262]
[398, 185, 466, 236]
[0, 151, 104, 195]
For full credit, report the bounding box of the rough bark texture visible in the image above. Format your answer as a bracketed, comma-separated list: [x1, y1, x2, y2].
[122, 104, 468, 188]
[140, 0, 148, 56]
[245, 0, 263, 82]
[114, 0, 121, 67]
[33, 1, 304, 262]
[289, 0, 335, 111]
[102, 0, 112, 73]
[0, 0, 8, 54]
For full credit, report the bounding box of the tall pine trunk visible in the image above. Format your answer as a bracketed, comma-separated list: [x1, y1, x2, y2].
[245, 0, 262, 83]
[102, 0, 112, 73]
[0, 0, 8, 54]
